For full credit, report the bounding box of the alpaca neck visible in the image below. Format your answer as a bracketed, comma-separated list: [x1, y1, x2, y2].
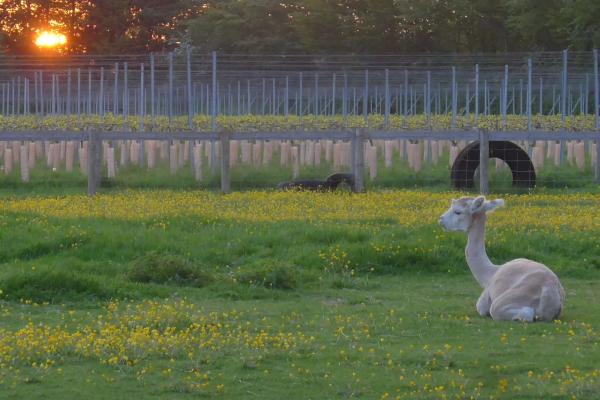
[466, 213, 497, 288]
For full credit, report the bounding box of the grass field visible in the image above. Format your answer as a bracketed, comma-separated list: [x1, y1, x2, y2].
[1, 189, 600, 399]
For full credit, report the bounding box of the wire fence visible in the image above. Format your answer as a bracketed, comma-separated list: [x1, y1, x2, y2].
[0, 50, 599, 128]
[0, 130, 598, 194]
[0, 51, 599, 192]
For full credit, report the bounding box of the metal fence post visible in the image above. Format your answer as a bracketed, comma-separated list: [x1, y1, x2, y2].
[113, 62, 119, 115]
[77, 68, 81, 122]
[503, 65, 508, 129]
[562, 49, 568, 125]
[559, 50, 568, 166]
[67, 68, 72, 115]
[332, 73, 336, 116]
[168, 52, 174, 129]
[343, 73, 348, 127]
[475, 64, 479, 126]
[150, 54, 155, 128]
[594, 49, 599, 130]
[99, 67, 104, 118]
[427, 70, 432, 128]
[285, 76, 289, 119]
[451, 66, 457, 129]
[384, 69, 390, 128]
[539, 77, 543, 115]
[187, 47, 193, 130]
[87, 68, 92, 115]
[527, 58, 533, 131]
[299, 72, 303, 121]
[211, 51, 218, 175]
[364, 70, 369, 125]
[315, 72, 319, 116]
[403, 70, 408, 121]
[123, 63, 128, 122]
[139, 62, 145, 132]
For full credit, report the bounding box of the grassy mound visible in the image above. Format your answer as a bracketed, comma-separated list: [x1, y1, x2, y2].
[128, 252, 215, 288]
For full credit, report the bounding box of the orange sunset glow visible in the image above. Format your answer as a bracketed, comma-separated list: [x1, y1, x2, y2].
[35, 31, 67, 48]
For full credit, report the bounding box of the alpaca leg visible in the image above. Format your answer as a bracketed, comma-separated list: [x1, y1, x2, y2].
[490, 291, 535, 322]
[476, 289, 491, 317]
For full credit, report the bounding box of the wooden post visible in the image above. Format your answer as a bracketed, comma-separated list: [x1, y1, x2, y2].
[4, 148, 13, 175]
[107, 146, 116, 178]
[242, 140, 251, 164]
[193, 143, 203, 181]
[368, 144, 377, 180]
[79, 143, 87, 175]
[384, 140, 393, 168]
[28, 142, 36, 169]
[66, 141, 75, 172]
[87, 130, 101, 196]
[220, 131, 231, 193]
[279, 141, 288, 166]
[291, 146, 299, 179]
[479, 130, 489, 195]
[169, 144, 178, 174]
[20, 144, 29, 182]
[575, 141, 585, 171]
[120, 141, 129, 166]
[413, 141, 422, 172]
[352, 129, 365, 192]
[431, 141, 439, 165]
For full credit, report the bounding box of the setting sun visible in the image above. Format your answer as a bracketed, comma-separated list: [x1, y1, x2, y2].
[35, 31, 67, 48]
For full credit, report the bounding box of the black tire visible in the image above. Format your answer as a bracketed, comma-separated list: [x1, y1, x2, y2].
[451, 141, 536, 189]
[325, 173, 355, 190]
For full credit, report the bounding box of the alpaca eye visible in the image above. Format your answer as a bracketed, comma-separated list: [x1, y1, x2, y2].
[454, 211, 462, 215]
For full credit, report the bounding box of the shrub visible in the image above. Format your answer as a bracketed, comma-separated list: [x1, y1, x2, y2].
[128, 252, 214, 288]
[236, 264, 298, 290]
[0, 269, 113, 302]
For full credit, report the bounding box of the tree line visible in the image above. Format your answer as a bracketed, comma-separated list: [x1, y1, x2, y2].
[1, 0, 599, 54]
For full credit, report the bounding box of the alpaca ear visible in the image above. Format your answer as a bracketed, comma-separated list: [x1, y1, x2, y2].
[470, 196, 486, 213]
[484, 198, 505, 212]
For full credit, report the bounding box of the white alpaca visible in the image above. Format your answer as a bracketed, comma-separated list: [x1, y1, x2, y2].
[439, 196, 565, 322]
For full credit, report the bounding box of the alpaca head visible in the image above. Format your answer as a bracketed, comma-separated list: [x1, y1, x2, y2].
[439, 196, 505, 232]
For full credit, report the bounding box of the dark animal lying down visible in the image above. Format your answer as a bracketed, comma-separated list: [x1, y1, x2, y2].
[277, 173, 355, 191]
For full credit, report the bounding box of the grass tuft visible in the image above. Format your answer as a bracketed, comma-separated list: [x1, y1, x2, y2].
[0, 268, 114, 302]
[128, 252, 214, 288]
[236, 263, 299, 290]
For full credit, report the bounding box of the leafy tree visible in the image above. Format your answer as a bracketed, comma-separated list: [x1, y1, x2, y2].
[2, 0, 600, 55]
[187, 0, 302, 53]
[292, 0, 358, 53]
[561, 0, 600, 50]
[505, 0, 565, 50]
[80, 0, 132, 53]
[132, 0, 203, 52]
[83, 0, 203, 53]
[353, 0, 402, 53]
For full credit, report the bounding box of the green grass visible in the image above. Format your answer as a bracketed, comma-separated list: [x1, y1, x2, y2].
[1, 148, 599, 197]
[0, 188, 599, 398]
